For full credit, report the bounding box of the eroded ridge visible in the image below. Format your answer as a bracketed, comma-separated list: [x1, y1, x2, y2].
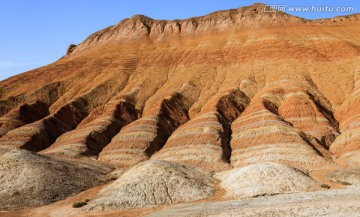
[41, 93, 138, 158]
[0, 81, 65, 119]
[230, 81, 338, 172]
[0, 81, 68, 139]
[71, 3, 307, 55]
[278, 90, 339, 148]
[152, 88, 250, 171]
[0, 101, 49, 138]
[0, 98, 23, 118]
[0, 85, 109, 153]
[98, 92, 190, 168]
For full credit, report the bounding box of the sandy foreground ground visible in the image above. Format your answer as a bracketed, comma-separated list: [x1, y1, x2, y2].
[1, 184, 360, 217]
[147, 186, 360, 217]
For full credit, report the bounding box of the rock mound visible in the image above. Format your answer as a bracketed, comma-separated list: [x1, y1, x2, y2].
[0, 149, 111, 210]
[216, 162, 322, 198]
[66, 44, 77, 55]
[84, 160, 215, 210]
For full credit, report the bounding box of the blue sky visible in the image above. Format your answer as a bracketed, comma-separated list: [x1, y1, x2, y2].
[1, 0, 359, 81]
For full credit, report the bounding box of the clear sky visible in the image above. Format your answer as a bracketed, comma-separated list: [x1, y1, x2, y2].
[1, 0, 359, 81]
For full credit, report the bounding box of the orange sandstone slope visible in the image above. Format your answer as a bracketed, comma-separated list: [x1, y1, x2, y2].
[0, 2, 360, 203]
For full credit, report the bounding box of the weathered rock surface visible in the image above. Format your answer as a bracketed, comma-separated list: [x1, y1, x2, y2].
[0, 149, 112, 210]
[84, 160, 215, 211]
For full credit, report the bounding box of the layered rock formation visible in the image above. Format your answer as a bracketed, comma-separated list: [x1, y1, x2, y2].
[1, 2, 360, 215]
[230, 81, 338, 172]
[152, 88, 249, 171]
[330, 71, 360, 164]
[98, 90, 191, 167]
[41, 93, 138, 158]
[70, 3, 308, 55]
[0, 85, 109, 154]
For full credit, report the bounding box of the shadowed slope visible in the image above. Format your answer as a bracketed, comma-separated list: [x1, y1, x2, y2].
[0, 84, 110, 154]
[41, 93, 138, 158]
[98, 90, 192, 168]
[0, 101, 49, 137]
[331, 71, 360, 165]
[152, 88, 250, 171]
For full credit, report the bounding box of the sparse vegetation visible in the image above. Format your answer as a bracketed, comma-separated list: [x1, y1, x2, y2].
[72, 201, 88, 208]
[321, 184, 331, 189]
[336, 181, 352, 186]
